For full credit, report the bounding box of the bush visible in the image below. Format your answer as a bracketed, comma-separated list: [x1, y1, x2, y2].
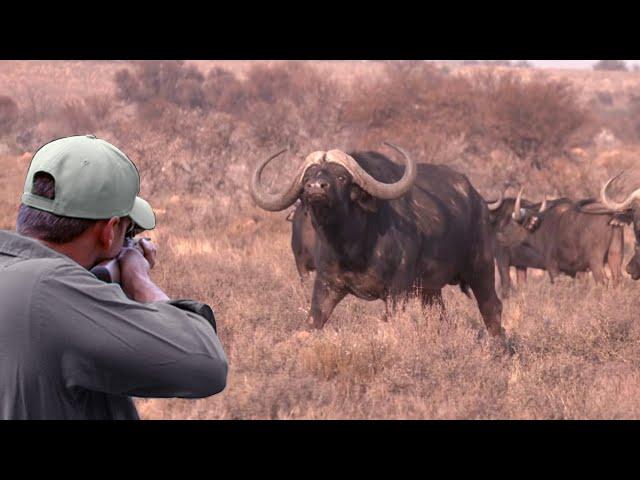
[629, 98, 640, 141]
[514, 60, 533, 69]
[114, 60, 346, 150]
[115, 61, 207, 109]
[593, 60, 628, 71]
[58, 99, 95, 134]
[136, 98, 187, 138]
[238, 62, 346, 151]
[203, 67, 247, 114]
[114, 68, 141, 102]
[84, 94, 113, 122]
[343, 61, 479, 152]
[476, 72, 588, 169]
[596, 91, 614, 106]
[0, 95, 19, 136]
[104, 60, 592, 195]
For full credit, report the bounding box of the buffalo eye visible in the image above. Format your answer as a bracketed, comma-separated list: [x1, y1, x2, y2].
[337, 175, 346, 183]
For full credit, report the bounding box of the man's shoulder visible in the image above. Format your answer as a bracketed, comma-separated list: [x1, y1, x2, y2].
[6, 255, 81, 276]
[36, 257, 100, 285]
[3, 255, 98, 294]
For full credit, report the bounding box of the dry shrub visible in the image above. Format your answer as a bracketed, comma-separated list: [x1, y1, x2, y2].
[344, 61, 479, 150]
[0, 95, 19, 136]
[114, 68, 140, 102]
[628, 96, 640, 140]
[475, 72, 588, 169]
[593, 60, 628, 71]
[203, 67, 246, 114]
[83, 94, 113, 122]
[115, 61, 207, 109]
[110, 61, 349, 195]
[343, 63, 589, 177]
[186, 111, 236, 157]
[58, 99, 95, 134]
[596, 90, 614, 106]
[20, 86, 54, 126]
[581, 94, 640, 145]
[137, 98, 181, 133]
[240, 62, 346, 150]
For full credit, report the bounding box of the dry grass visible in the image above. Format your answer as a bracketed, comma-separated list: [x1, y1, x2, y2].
[5, 154, 640, 418]
[4, 61, 640, 419]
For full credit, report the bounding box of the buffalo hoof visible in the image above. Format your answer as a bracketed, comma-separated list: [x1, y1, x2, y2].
[501, 337, 517, 356]
[306, 315, 324, 329]
[494, 331, 517, 356]
[481, 326, 515, 355]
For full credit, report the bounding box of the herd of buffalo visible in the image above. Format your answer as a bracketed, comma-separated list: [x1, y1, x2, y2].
[250, 144, 640, 344]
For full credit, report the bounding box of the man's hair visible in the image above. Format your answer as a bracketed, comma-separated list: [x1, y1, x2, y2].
[16, 173, 97, 243]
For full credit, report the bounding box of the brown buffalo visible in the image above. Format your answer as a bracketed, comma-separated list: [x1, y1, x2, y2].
[598, 174, 640, 279]
[494, 189, 624, 286]
[486, 189, 547, 297]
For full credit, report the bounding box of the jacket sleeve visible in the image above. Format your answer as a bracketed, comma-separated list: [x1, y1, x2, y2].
[34, 260, 228, 399]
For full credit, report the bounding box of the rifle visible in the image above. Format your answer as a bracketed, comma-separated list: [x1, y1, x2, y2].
[90, 229, 149, 284]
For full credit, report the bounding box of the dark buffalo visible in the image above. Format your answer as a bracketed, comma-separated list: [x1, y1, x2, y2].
[494, 189, 624, 286]
[250, 144, 505, 338]
[598, 175, 640, 279]
[485, 190, 546, 297]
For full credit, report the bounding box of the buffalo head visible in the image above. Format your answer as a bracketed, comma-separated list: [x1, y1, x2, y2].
[600, 174, 640, 279]
[493, 188, 547, 247]
[250, 143, 417, 225]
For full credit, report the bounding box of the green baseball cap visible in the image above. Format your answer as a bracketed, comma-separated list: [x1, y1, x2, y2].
[21, 134, 155, 230]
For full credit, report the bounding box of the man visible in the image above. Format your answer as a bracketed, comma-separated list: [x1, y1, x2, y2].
[0, 134, 228, 420]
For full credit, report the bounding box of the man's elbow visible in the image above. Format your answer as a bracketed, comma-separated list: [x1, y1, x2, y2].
[185, 356, 228, 398]
[205, 357, 228, 396]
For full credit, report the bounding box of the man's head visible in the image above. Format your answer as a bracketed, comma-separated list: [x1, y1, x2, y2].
[16, 135, 154, 268]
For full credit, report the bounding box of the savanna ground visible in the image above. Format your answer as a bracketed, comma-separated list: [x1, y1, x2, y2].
[2, 60, 640, 419]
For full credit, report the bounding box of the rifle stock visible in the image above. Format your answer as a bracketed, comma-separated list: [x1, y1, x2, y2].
[90, 236, 147, 284]
[91, 259, 121, 284]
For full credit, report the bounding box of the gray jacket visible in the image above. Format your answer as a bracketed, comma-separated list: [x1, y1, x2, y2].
[0, 230, 228, 420]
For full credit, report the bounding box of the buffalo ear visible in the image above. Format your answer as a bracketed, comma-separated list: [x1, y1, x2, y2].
[350, 186, 378, 213]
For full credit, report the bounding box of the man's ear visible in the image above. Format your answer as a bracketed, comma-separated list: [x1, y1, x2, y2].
[350, 186, 378, 213]
[97, 217, 121, 250]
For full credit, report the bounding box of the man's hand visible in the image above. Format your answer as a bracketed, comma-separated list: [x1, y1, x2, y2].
[118, 238, 170, 303]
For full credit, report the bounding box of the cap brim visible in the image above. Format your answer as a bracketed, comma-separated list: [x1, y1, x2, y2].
[129, 196, 156, 230]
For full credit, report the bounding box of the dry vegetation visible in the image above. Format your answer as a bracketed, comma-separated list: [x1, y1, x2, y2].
[2, 60, 640, 419]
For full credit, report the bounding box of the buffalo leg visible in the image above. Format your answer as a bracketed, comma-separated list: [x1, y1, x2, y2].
[589, 261, 607, 285]
[495, 251, 512, 298]
[516, 268, 527, 288]
[421, 289, 445, 322]
[383, 291, 412, 321]
[607, 226, 624, 287]
[467, 267, 504, 338]
[421, 289, 444, 310]
[383, 295, 397, 321]
[546, 260, 559, 284]
[308, 277, 347, 329]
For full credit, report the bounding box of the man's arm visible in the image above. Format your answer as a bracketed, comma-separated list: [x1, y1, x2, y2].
[35, 260, 228, 398]
[118, 237, 169, 303]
